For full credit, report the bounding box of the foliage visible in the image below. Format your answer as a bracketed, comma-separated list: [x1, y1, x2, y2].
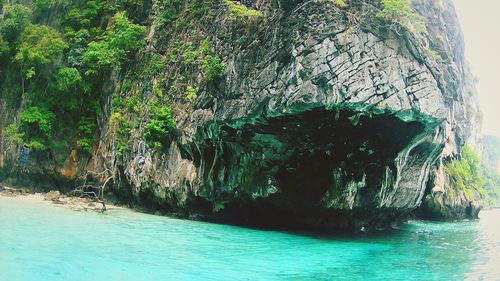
[125, 94, 141, 113]
[0, 4, 32, 44]
[1, 0, 223, 158]
[5, 123, 46, 150]
[14, 106, 57, 150]
[153, 81, 163, 97]
[83, 12, 146, 73]
[55, 67, 83, 92]
[0, 34, 9, 58]
[143, 53, 168, 77]
[106, 12, 146, 51]
[445, 146, 487, 200]
[185, 0, 214, 20]
[5, 124, 25, 144]
[111, 112, 132, 155]
[76, 118, 96, 153]
[76, 138, 94, 153]
[24, 137, 47, 150]
[14, 24, 68, 75]
[202, 55, 225, 81]
[185, 86, 197, 101]
[225, 0, 262, 21]
[428, 49, 442, 61]
[154, 0, 183, 27]
[33, 0, 70, 16]
[63, 29, 90, 68]
[333, 0, 348, 8]
[20, 106, 57, 135]
[144, 105, 176, 148]
[82, 41, 121, 73]
[377, 0, 425, 32]
[63, 0, 107, 30]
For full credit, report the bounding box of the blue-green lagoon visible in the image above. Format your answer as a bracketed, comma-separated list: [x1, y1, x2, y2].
[1, 196, 499, 281]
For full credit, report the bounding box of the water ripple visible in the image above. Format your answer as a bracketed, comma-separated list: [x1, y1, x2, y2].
[1, 197, 499, 281]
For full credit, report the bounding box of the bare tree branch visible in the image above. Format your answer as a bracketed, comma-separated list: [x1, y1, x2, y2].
[72, 168, 114, 212]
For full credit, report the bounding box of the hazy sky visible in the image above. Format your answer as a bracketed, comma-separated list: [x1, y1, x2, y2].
[453, 0, 500, 138]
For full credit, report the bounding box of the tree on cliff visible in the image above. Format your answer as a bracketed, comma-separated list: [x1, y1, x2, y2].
[377, 0, 425, 32]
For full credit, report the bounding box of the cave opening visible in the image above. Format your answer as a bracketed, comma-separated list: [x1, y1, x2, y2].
[199, 107, 427, 230]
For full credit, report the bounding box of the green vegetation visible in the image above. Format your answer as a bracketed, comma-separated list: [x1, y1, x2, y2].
[9, 106, 57, 150]
[154, 0, 182, 27]
[224, 0, 262, 21]
[428, 49, 442, 61]
[1, 0, 226, 160]
[0, 0, 148, 155]
[111, 112, 132, 156]
[144, 105, 176, 149]
[83, 12, 146, 74]
[20, 106, 56, 135]
[185, 86, 198, 101]
[377, 0, 425, 32]
[333, 0, 348, 8]
[445, 146, 486, 201]
[5, 124, 25, 145]
[15, 24, 68, 77]
[76, 118, 97, 153]
[0, 34, 9, 57]
[55, 67, 83, 93]
[202, 55, 225, 82]
[0, 4, 31, 44]
[32, 0, 70, 16]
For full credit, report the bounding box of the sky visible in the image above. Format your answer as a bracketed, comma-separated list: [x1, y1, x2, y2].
[453, 0, 500, 138]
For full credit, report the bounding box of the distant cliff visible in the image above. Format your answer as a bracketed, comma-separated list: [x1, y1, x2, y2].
[483, 135, 500, 174]
[482, 135, 500, 206]
[0, 0, 483, 231]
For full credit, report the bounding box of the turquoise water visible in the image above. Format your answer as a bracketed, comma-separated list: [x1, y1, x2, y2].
[1, 196, 499, 281]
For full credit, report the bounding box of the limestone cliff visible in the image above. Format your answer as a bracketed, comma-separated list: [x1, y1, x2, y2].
[481, 135, 500, 206]
[0, 0, 483, 231]
[483, 135, 500, 174]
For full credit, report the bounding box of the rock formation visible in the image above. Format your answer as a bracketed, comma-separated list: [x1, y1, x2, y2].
[0, 0, 483, 231]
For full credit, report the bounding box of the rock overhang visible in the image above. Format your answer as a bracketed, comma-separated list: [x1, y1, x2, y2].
[183, 102, 446, 231]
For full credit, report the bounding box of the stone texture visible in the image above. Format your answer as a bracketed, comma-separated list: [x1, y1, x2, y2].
[44, 190, 61, 201]
[0, 0, 483, 231]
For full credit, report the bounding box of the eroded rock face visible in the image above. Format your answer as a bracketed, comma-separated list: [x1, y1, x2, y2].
[121, 0, 480, 230]
[187, 108, 444, 230]
[421, 164, 482, 220]
[0, 0, 482, 231]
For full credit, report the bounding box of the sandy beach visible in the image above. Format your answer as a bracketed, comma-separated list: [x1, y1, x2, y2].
[0, 185, 122, 213]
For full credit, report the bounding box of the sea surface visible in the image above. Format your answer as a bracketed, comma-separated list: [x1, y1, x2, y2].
[1, 196, 499, 281]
